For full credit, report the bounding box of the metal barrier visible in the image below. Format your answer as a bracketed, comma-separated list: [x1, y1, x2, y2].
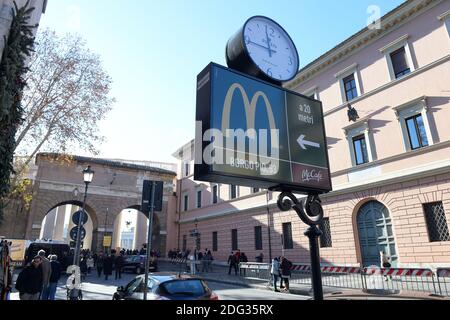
[290, 264, 363, 289]
[436, 268, 450, 296]
[363, 267, 437, 294]
[238, 262, 449, 296]
[239, 262, 270, 280]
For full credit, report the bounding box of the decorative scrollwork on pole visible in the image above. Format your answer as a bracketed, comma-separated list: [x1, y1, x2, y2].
[277, 192, 324, 226]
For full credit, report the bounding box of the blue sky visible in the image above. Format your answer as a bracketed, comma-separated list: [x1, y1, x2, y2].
[39, 0, 404, 163]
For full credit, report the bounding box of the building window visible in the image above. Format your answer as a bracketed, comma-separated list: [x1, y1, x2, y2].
[196, 190, 202, 208]
[379, 34, 415, 81]
[302, 86, 318, 100]
[393, 97, 433, 152]
[254, 226, 263, 251]
[319, 218, 333, 248]
[423, 202, 450, 242]
[352, 134, 369, 165]
[230, 185, 237, 199]
[282, 223, 293, 250]
[344, 120, 374, 167]
[335, 63, 361, 104]
[212, 185, 218, 204]
[252, 187, 260, 193]
[405, 114, 429, 150]
[182, 235, 187, 251]
[231, 229, 238, 251]
[390, 47, 411, 79]
[183, 194, 189, 212]
[212, 232, 218, 252]
[343, 73, 358, 101]
[184, 162, 190, 177]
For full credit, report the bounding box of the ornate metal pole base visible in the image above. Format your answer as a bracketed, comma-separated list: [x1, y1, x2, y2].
[277, 192, 324, 300]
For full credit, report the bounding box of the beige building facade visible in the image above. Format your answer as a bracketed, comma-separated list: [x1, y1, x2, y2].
[172, 0, 450, 269]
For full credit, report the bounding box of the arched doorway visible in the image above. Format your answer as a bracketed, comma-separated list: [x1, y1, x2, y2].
[39, 202, 97, 251]
[357, 201, 398, 267]
[111, 207, 161, 253]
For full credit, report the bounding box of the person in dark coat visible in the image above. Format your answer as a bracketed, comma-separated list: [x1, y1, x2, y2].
[96, 252, 104, 278]
[48, 255, 62, 300]
[279, 256, 292, 292]
[227, 252, 238, 275]
[80, 256, 88, 279]
[103, 254, 113, 280]
[114, 253, 124, 280]
[15, 256, 43, 300]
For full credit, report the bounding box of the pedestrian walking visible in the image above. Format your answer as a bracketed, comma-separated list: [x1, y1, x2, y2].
[96, 252, 104, 278]
[380, 250, 392, 281]
[87, 255, 94, 274]
[280, 256, 292, 292]
[255, 252, 264, 263]
[227, 251, 238, 275]
[37, 250, 51, 300]
[48, 255, 62, 300]
[103, 254, 113, 280]
[239, 253, 248, 276]
[115, 253, 124, 280]
[80, 256, 88, 280]
[270, 257, 280, 292]
[206, 250, 213, 272]
[15, 256, 43, 300]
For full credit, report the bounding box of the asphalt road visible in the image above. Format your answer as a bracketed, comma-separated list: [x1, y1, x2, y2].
[10, 271, 309, 300]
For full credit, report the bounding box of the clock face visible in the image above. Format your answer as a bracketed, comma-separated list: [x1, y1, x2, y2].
[243, 16, 299, 82]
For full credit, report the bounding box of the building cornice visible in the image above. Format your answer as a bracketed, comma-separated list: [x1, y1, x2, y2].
[286, 0, 439, 90]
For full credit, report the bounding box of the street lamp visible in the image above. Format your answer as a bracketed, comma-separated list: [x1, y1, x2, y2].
[73, 165, 94, 266]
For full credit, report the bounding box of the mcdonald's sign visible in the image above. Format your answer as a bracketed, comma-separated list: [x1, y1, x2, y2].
[195, 63, 332, 194]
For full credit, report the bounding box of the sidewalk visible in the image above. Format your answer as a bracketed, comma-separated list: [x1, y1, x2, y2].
[160, 260, 347, 298]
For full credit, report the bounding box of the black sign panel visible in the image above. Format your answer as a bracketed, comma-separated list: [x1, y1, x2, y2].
[72, 210, 88, 225]
[195, 63, 332, 194]
[70, 226, 86, 241]
[141, 180, 164, 214]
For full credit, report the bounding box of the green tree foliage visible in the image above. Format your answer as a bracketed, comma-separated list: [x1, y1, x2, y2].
[0, 1, 36, 224]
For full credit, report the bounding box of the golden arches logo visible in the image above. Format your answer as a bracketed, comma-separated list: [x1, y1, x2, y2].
[221, 83, 277, 135]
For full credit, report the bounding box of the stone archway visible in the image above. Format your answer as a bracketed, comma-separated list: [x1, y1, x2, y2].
[111, 205, 162, 253]
[38, 200, 99, 251]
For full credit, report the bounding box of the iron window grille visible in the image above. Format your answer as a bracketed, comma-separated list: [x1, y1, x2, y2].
[352, 134, 369, 165]
[231, 229, 238, 251]
[212, 232, 218, 252]
[319, 218, 333, 248]
[390, 47, 411, 79]
[343, 73, 358, 101]
[282, 223, 294, 249]
[254, 226, 263, 251]
[405, 114, 429, 150]
[423, 202, 450, 242]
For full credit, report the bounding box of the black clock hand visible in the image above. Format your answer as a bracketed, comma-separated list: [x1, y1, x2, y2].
[265, 25, 274, 58]
[248, 40, 277, 53]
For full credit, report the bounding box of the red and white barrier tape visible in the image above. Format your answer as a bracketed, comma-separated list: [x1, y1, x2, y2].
[364, 267, 433, 277]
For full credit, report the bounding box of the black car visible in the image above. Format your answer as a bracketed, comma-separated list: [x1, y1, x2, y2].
[122, 255, 157, 274]
[112, 273, 219, 300]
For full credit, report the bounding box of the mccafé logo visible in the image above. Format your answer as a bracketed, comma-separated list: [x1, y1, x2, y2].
[199, 82, 280, 176]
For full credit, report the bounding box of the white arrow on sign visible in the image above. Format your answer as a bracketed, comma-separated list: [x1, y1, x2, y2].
[297, 135, 320, 150]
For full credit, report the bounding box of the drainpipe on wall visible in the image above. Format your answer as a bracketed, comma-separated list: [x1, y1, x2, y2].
[266, 191, 272, 262]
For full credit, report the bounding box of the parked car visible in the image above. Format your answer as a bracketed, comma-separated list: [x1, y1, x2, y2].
[122, 255, 157, 274]
[112, 273, 219, 300]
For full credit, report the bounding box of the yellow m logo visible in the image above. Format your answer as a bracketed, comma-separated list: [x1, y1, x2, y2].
[221, 83, 277, 135]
